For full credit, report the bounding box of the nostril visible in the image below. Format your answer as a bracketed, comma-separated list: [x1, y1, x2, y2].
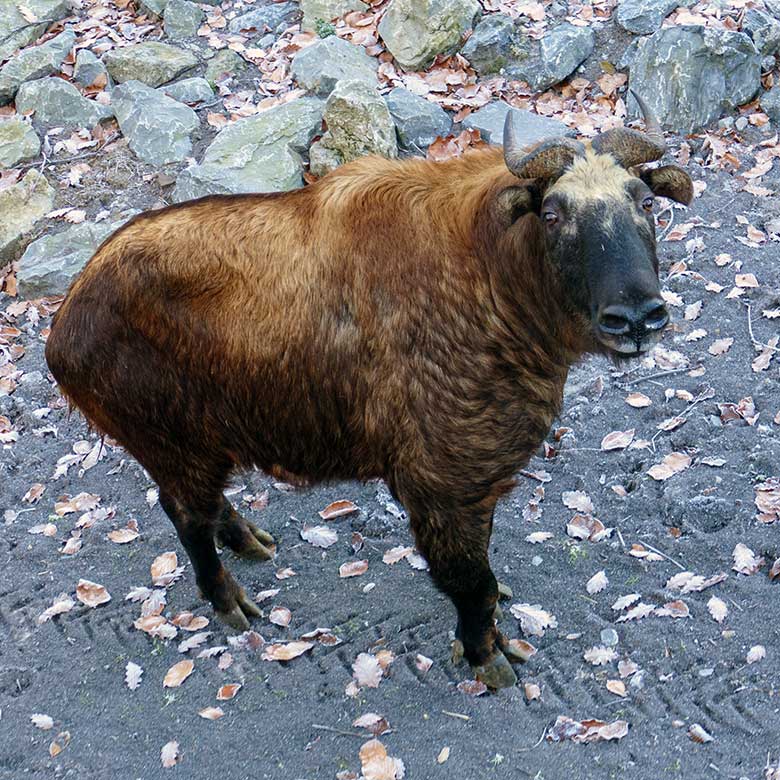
[644, 303, 669, 331]
[598, 309, 632, 335]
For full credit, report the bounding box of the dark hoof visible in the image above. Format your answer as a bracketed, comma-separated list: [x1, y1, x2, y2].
[501, 641, 529, 664]
[497, 581, 513, 601]
[473, 652, 517, 689]
[235, 533, 274, 561]
[215, 587, 261, 631]
[248, 521, 274, 547]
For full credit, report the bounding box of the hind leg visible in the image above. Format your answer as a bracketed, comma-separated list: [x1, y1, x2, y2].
[215, 497, 274, 561]
[159, 490, 261, 631]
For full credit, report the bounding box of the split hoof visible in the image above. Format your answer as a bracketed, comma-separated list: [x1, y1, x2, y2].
[248, 521, 275, 547]
[473, 652, 517, 690]
[451, 638, 465, 665]
[497, 581, 513, 601]
[215, 588, 261, 631]
[493, 603, 504, 621]
[235, 534, 274, 561]
[501, 641, 529, 665]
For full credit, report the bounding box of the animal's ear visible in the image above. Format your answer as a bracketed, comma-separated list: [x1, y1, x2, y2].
[495, 185, 537, 226]
[639, 165, 694, 205]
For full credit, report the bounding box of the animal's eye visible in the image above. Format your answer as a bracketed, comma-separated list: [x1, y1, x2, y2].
[642, 196, 654, 212]
[543, 211, 558, 226]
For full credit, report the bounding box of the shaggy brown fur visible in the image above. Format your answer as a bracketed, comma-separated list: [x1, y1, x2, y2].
[45, 145, 675, 685]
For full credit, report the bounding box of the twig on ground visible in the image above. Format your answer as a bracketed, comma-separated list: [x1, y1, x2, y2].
[311, 724, 366, 739]
[441, 710, 470, 721]
[515, 724, 548, 752]
[620, 366, 694, 387]
[745, 303, 780, 354]
[641, 541, 685, 571]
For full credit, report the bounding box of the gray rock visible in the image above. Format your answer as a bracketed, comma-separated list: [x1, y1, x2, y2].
[17, 214, 138, 297]
[103, 42, 198, 87]
[308, 139, 342, 176]
[291, 36, 377, 97]
[15, 77, 114, 127]
[172, 97, 324, 201]
[600, 628, 619, 646]
[378, 0, 480, 71]
[112, 80, 198, 165]
[385, 87, 451, 149]
[300, 0, 367, 32]
[513, 23, 594, 91]
[0, 0, 69, 63]
[0, 28, 75, 104]
[139, 0, 167, 16]
[0, 117, 40, 168]
[0, 169, 54, 263]
[461, 13, 530, 76]
[74, 49, 111, 87]
[616, 0, 687, 35]
[227, 2, 300, 33]
[204, 49, 246, 87]
[158, 76, 214, 104]
[628, 26, 761, 131]
[761, 84, 780, 125]
[461, 101, 573, 145]
[315, 79, 397, 169]
[163, 0, 205, 40]
[742, 9, 780, 56]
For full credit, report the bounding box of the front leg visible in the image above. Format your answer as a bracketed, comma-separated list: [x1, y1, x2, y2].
[407, 498, 518, 689]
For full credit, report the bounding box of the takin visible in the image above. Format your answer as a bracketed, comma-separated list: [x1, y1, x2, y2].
[45, 95, 692, 689]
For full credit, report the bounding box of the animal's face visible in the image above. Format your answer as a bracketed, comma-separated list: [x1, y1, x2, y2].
[541, 152, 667, 356]
[500, 94, 693, 358]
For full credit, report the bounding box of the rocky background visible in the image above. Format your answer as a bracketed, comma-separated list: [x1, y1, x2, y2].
[0, 0, 778, 292]
[1, 1, 780, 779]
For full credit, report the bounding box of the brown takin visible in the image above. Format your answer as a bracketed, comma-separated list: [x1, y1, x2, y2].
[46, 94, 692, 688]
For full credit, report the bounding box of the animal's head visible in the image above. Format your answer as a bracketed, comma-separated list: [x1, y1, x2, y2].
[500, 94, 692, 357]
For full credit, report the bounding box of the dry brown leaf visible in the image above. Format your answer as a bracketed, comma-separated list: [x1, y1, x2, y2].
[688, 723, 713, 743]
[75, 579, 111, 607]
[216, 683, 241, 700]
[708, 337, 733, 356]
[707, 596, 728, 623]
[160, 740, 181, 768]
[300, 524, 337, 548]
[163, 659, 194, 688]
[584, 645, 617, 666]
[125, 661, 143, 690]
[151, 551, 178, 583]
[548, 716, 628, 743]
[510, 603, 558, 636]
[358, 738, 405, 780]
[732, 543, 764, 575]
[567, 513, 610, 542]
[625, 392, 652, 407]
[49, 731, 71, 757]
[339, 560, 368, 578]
[647, 452, 691, 481]
[562, 490, 593, 513]
[525, 531, 553, 544]
[617, 602, 656, 622]
[382, 545, 413, 564]
[507, 639, 537, 661]
[437, 746, 450, 764]
[261, 641, 314, 662]
[524, 682, 541, 701]
[611, 593, 640, 611]
[606, 680, 627, 698]
[415, 654, 433, 673]
[38, 593, 75, 624]
[353, 652, 383, 688]
[319, 500, 359, 519]
[655, 599, 689, 618]
[31, 713, 54, 730]
[457, 679, 487, 696]
[108, 526, 139, 544]
[199, 706, 225, 720]
[600, 429, 634, 451]
[586, 570, 608, 594]
[353, 713, 391, 736]
[747, 645, 766, 664]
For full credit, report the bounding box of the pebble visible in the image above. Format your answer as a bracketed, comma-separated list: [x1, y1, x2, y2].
[600, 628, 619, 646]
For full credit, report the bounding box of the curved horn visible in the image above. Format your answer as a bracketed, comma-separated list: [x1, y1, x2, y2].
[591, 90, 666, 168]
[503, 110, 585, 181]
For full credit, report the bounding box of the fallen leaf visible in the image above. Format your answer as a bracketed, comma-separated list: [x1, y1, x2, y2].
[584, 645, 617, 666]
[562, 490, 593, 513]
[125, 661, 143, 690]
[655, 599, 689, 618]
[319, 500, 359, 519]
[107, 526, 139, 544]
[625, 392, 652, 408]
[732, 543, 764, 575]
[606, 680, 626, 697]
[457, 679, 487, 696]
[216, 683, 241, 700]
[586, 570, 608, 594]
[358, 738, 405, 780]
[339, 560, 368, 578]
[163, 659, 194, 688]
[747, 645, 766, 664]
[31, 713, 54, 730]
[617, 603, 656, 622]
[353, 653, 383, 688]
[708, 337, 734, 356]
[76, 579, 111, 607]
[524, 682, 541, 701]
[525, 531, 553, 544]
[647, 452, 691, 481]
[415, 654, 433, 673]
[261, 641, 314, 661]
[160, 740, 181, 768]
[38, 593, 75, 623]
[611, 593, 640, 611]
[383, 545, 413, 564]
[49, 731, 71, 757]
[688, 723, 713, 743]
[567, 513, 610, 542]
[353, 713, 391, 736]
[507, 639, 537, 661]
[548, 716, 628, 743]
[300, 524, 337, 548]
[199, 706, 224, 720]
[510, 603, 558, 636]
[151, 551, 178, 584]
[269, 606, 291, 627]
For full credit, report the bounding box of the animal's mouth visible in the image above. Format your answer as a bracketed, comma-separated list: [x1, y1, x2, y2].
[595, 327, 664, 358]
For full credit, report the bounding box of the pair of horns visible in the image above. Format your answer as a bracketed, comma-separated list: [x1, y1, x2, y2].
[503, 91, 666, 180]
